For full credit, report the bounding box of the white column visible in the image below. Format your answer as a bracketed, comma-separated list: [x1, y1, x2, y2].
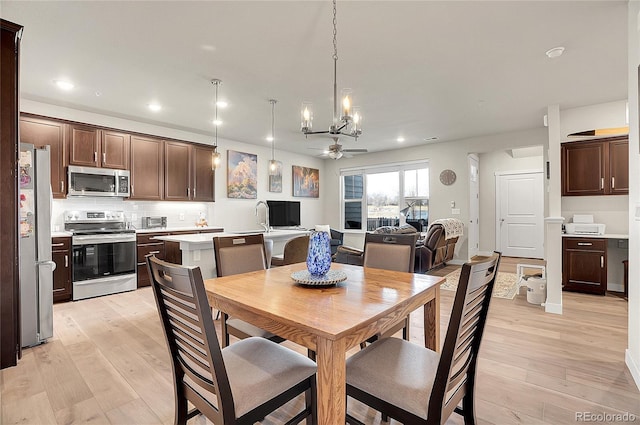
[545, 105, 563, 314]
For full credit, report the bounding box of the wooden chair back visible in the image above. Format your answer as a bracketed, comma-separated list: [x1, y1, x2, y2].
[429, 252, 502, 423]
[275, 235, 310, 266]
[363, 233, 418, 273]
[213, 234, 267, 277]
[146, 255, 235, 424]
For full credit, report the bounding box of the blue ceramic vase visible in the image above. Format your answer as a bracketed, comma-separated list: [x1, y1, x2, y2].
[306, 231, 332, 276]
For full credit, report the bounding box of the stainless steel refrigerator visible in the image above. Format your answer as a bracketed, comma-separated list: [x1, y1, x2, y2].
[19, 143, 55, 348]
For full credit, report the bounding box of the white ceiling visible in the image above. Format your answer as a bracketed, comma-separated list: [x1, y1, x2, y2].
[1, 1, 628, 157]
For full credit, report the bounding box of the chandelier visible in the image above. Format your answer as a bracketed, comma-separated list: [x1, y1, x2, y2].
[268, 99, 278, 175]
[211, 79, 222, 170]
[300, 0, 362, 141]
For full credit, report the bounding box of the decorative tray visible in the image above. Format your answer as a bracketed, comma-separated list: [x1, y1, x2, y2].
[291, 269, 347, 286]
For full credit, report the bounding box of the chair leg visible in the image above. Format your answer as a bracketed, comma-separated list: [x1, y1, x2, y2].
[461, 391, 476, 425]
[306, 377, 318, 425]
[174, 388, 188, 425]
[221, 313, 230, 348]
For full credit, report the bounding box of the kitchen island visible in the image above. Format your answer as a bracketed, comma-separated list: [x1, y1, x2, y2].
[154, 229, 310, 279]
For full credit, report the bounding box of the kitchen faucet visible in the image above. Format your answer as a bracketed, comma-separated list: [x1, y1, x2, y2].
[255, 200, 270, 232]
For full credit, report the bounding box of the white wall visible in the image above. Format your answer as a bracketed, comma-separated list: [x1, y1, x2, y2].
[560, 100, 628, 139]
[22, 100, 326, 232]
[478, 150, 543, 254]
[324, 127, 548, 259]
[626, 0, 640, 391]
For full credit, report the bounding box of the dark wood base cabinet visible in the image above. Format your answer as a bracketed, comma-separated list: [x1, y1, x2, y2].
[136, 233, 168, 288]
[562, 237, 607, 295]
[52, 237, 72, 302]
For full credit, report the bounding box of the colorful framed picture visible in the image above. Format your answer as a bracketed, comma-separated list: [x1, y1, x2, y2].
[268, 160, 283, 193]
[227, 150, 257, 199]
[292, 165, 319, 198]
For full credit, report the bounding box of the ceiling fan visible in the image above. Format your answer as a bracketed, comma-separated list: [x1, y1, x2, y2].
[310, 137, 368, 160]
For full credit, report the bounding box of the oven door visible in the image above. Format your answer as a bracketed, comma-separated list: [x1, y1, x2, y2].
[72, 234, 136, 282]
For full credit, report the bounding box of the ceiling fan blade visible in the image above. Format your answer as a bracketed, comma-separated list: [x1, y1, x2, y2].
[343, 148, 368, 153]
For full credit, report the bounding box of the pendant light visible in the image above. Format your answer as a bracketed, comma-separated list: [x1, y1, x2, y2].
[211, 79, 222, 170]
[268, 99, 278, 176]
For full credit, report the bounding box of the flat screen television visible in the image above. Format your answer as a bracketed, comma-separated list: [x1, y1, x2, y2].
[267, 200, 301, 227]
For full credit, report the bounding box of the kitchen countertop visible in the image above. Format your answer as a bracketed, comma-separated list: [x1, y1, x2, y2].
[562, 233, 628, 239]
[50, 226, 224, 239]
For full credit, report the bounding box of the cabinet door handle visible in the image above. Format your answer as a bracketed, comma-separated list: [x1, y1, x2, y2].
[60, 181, 64, 193]
[601, 178, 604, 190]
[601, 255, 604, 268]
[52, 243, 65, 247]
[102, 152, 106, 163]
[187, 187, 190, 197]
[94, 151, 98, 162]
[193, 187, 196, 198]
[131, 184, 134, 196]
[149, 250, 160, 255]
[577, 242, 592, 246]
[65, 254, 68, 268]
[612, 176, 615, 189]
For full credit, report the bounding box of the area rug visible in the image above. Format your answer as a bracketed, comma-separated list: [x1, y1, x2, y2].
[441, 269, 519, 300]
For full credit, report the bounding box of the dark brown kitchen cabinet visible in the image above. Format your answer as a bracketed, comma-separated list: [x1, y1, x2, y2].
[561, 136, 628, 196]
[562, 237, 607, 295]
[19, 115, 68, 198]
[164, 141, 192, 201]
[192, 144, 215, 202]
[130, 136, 164, 200]
[51, 237, 72, 303]
[100, 130, 130, 169]
[69, 124, 100, 167]
[136, 232, 168, 288]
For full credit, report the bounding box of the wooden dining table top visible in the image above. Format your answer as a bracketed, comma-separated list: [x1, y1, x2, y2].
[203, 262, 444, 347]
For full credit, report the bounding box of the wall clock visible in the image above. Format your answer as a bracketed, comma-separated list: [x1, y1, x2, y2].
[439, 169, 457, 186]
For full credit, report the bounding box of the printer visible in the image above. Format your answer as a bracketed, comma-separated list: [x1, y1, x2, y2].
[565, 214, 606, 235]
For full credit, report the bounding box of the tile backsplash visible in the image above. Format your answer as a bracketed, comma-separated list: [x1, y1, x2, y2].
[52, 198, 215, 231]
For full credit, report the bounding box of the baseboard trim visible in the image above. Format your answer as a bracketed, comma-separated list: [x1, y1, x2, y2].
[625, 349, 640, 391]
[544, 301, 563, 315]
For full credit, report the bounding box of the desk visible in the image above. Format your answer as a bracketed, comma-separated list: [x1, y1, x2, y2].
[203, 262, 444, 425]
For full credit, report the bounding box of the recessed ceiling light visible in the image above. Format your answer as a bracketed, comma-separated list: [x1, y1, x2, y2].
[266, 136, 274, 142]
[216, 101, 228, 108]
[54, 80, 74, 91]
[397, 137, 405, 143]
[213, 119, 222, 126]
[94, 91, 102, 97]
[148, 103, 162, 112]
[545, 46, 565, 59]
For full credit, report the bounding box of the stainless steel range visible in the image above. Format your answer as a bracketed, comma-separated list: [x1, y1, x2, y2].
[64, 210, 136, 300]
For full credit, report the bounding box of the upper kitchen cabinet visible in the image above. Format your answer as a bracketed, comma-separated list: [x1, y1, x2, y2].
[164, 142, 216, 202]
[69, 125, 129, 169]
[19, 115, 67, 198]
[561, 136, 628, 196]
[69, 124, 100, 167]
[164, 141, 192, 201]
[192, 144, 215, 202]
[130, 135, 164, 200]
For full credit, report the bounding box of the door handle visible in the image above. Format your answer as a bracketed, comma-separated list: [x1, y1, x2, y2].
[94, 152, 98, 163]
[37, 260, 57, 272]
[65, 255, 68, 268]
[102, 152, 106, 164]
[601, 178, 604, 190]
[601, 256, 604, 268]
[612, 177, 615, 189]
[577, 242, 592, 246]
[60, 181, 64, 193]
[51, 243, 65, 247]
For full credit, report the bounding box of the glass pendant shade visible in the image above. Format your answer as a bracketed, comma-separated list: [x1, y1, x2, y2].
[340, 88, 352, 120]
[212, 149, 221, 170]
[301, 102, 313, 132]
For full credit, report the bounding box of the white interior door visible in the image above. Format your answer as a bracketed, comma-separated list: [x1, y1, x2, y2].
[468, 155, 479, 259]
[496, 171, 544, 258]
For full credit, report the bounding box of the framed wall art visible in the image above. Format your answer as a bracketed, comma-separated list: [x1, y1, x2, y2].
[268, 160, 283, 193]
[227, 150, 257, 199]
[292, 165, 319, 198]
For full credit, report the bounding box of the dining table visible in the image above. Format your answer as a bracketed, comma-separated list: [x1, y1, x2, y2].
[203, 262, 445, 425]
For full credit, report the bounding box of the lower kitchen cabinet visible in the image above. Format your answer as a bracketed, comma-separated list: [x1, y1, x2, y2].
[136, 232, 168, 288]
[562, 237, 607, 295]
[52, 237, 72, 302]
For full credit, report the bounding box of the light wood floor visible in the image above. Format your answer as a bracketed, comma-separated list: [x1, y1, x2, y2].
[2, 257, 638, 425]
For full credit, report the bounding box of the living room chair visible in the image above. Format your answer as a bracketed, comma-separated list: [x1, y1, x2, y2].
[345, 252, 502, 425]
[271, 235, 310, 267]
[213, 234, 285, 347]
[361, 232, 418, 346]
[146, 256, 317, 425]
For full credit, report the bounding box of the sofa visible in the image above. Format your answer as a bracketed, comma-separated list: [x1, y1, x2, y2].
[334, 221, 461, 273]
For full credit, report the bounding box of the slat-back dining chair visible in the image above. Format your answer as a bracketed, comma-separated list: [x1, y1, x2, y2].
[345, 252, 501, 425]
[213, 234, 285, 347]
[146, 255, 317, 425]
[271, 235, 310, 267]
[361, 232, 418, 346]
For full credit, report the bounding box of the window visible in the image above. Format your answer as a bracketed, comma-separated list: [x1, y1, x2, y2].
[341, 162, 429, 231]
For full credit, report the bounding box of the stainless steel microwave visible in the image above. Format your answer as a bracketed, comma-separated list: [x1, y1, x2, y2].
[68, 166, 130, 197]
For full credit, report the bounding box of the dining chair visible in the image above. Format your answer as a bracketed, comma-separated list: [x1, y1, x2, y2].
[345, 252, 502, 425]
[213, 234, 285, 347]
[146, 255, 317, 425]
[361, 232, 418, 345]
[271, 234, 310, 267]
